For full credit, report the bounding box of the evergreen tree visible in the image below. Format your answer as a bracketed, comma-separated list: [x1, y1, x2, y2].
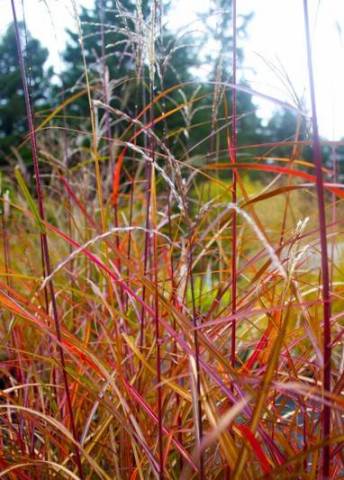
[59, 0, 263, 152]
[264, 108, 309, 159]
[61, 0, 196, 117]
[59, 0, 200, 177]
[186, 0, 263, 159]
[0, 22, 52, 162]
[265, 109, 306, 145]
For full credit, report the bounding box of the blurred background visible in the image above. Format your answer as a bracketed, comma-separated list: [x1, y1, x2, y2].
[1, 0, 344, 138]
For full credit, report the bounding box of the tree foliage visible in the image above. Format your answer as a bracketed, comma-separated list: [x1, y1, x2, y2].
[0, 2, 307, 171]
[0, 22, 52, 162]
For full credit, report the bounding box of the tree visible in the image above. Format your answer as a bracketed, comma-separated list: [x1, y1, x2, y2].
[265, 109, 306, 144]
[60, 0, 196, 117]
[0, 22, 52, 162]
[184, 0, 263, 159]
[59, 0, 201, 182]
[61, 0, 145, 110]
[264, 108, 309, 160]
[58, 0, 266, 186]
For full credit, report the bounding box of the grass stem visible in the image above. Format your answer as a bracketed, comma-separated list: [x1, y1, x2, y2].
[303, 1, 332, 477]
[11, 2, 83, 477]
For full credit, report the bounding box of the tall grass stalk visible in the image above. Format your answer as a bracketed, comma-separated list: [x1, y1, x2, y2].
[10, 1, 83, 477]
[150, 2, 163, 476]
[188, 239, 205, 479]
[71, 0, 105, 232]
[151, 165, 164, 479]
[230, 0, 238, 368]
[303, 1, 332, 477]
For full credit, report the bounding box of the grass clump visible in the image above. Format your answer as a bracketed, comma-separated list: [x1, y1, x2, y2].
[0, 0, 343, 478]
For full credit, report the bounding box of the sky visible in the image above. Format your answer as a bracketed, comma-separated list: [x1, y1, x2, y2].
[1, 0, 344, 140]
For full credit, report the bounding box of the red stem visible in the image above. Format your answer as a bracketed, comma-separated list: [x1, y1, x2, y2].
[150, 2, 163, 473]
[11, 2, 83, 477]
[303, 1, 331, 477]
[188, 240, 205, 479]
[153, 197, 163, 479]
[100, 0, 113, 168]
[125, 179, 135, 312]
[330, 146, 337, 286]
[168, 197, 184, 473]
[230, 0, 238, 368]
[139, 83, 152, 353]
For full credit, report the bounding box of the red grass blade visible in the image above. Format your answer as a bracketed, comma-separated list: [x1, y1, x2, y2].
[235, 424, 272, 474]
[10, 3, 83, 477]
[303, 2, 332, 477]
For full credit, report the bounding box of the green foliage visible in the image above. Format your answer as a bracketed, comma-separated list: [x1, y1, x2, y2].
[61, 0, 196, 117]
[185, 0, 263, 155]
[0, 22, 52, 162]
